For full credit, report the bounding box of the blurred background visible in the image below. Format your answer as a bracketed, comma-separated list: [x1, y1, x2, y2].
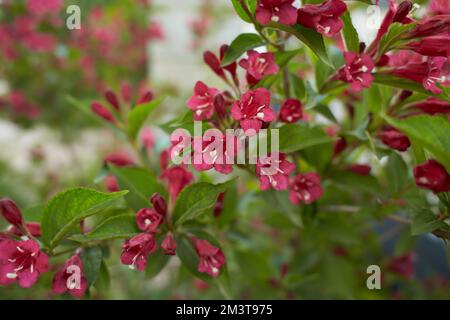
[0, 0, 449, 299]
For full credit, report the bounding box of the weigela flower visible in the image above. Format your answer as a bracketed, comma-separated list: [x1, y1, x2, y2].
[0, 199, 24, 227]
[297, 0, 347, 37]
[52, 254, 88, 298]
[0, 239, 48, 288]
[103, 151, 135, 167]
[255, 0, 298, 26]
[213, 193, 226, 217]
[160, 166, 194, 200]
[408, 15, 450, 38]
[231, 88, 276, 134]
[104, 175, 120, 192]
[413, 159, 450, 193]
[256, 153, 295, 191]
[161, 233, 176, 255]
[187, 81, 219, 121]
[430, 0, 450, 15]
[378, 128, 411, 151]
[104, 90, 121, 111]
[239, 50, 279, 86]
[140, 127, 155, 150]
[26, 0, 63, 16]
[150, 193, 167, 217]
[193, 238, 226, 277]
[8, 222, 41, 238]
[204, 45, 238, 82]
[91, 101, 116, 124]
[289, 173, 323, 205]
[136, 208, 163, 233]
[406, 36, 450, 60]
[279, 98, 303, 123]
[121, 233, 157, 271]
[388, 253, 415, 279]
[337, 52, 374, 92]
[410, 98, 450, 116]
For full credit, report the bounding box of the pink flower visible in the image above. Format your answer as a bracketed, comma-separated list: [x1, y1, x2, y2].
[408, 15, 450, 38]
[255, 0, 297, 26]
[0, 239, 48, 288]
[140, 127, 155, 150]
[161, 233, 176, 255]
[52, 254, 88, 298]
[279, 98, 303, 123]
[337, 52, 374, 92]
[160, 166, 194, 200]
[27, 0, 63, 16]
[104, 90, 121, 111]
[103, 151, 135, 167]
[256, 153, 295, 191]
[104, 175, 120, 192]
[430, 0, 450, 15]
[187, 81, 219, 120]
[150, 193, 167, 217]
[8, 90, 40, 119]
[378, 128, 410, 151]
[204, 45, 238, 82]
[388, 253, 415, 279]
[121, 233, 157, 271]
[193, 238, 226, 277]
[297, 0, 347, 37]
[136, 208, 163, 233]
[413, 159, 450, 193]
[0, 199, 23, 227]
[231, 88, 276, 134]
[91, 102, 116, 124]
[239, 50, 279, 86]
[289, 173, 323, 205]
[406, 36, 450, 60]
[410, 98, 450, 116]
[22, 32, 56, 53]
[148, 21, 165, 41]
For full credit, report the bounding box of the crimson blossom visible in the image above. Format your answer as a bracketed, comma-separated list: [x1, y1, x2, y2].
[337, 52, 375, 92]
[413, 159, 450, 193]
[256, 152, 295, 191]
[297, 0, 347, 37]
[52, 254, 88, 298]
[255, 0, 298, 26]
[193, 238, 226, 278]
[289, 173, 323, 205]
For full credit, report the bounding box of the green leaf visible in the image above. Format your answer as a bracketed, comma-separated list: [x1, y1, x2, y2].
[221, 33, 265, 67]
[146, 248, 171, 279]
[386, 152, 410, 194]
[172, 179, 236, 227]
[377, 23, 416, 56]
[263, 190, 303, 228]
[410, 207, 447, 235]
[81, 246, 103, 286]
[374, 74, 450, 102]
[127, 97, 164, 140]
[94, 261, 110, 292]
[230, 0, 252, 23]
[271, 23, 332, 67]
[384, 115, 450, 170]
[341, 11, 360, 53]
[109, 166, 167, 211]
[279, 123, 334, 153]
[41, 188, 128, 249]
[69, 213, 139, 243]
[22, 204, 45, 222]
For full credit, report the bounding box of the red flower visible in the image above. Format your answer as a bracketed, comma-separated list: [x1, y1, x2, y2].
[103, 151, 135, 167]
[160, 166, 194, 200]
[26, 0, 62, 16]
[408, 15, 450, 38]
[430, 0, 450, 15]
[388, 253, 415, 279]
[297, 0, 347, 37]
[52, 254, 88, 298]
[150, 193, 167, 217]
[8, 222, 41, 238]
[187, 81, 219, 120]
[406, 36, 450, 60]
[279, 98, 303, 123]
[410, 98, 450, 116]
[347, 164, 371, 176]
[140, 127, 155, 150]
[378, 128, 410, 151]
[104, 175, 120, 192]
[255, 0, 297, 26]
[136, 208, 163, 233]
[413, 159, 450, 193]
[104, 90, 121, 111]
[231, 88, 276, 134]
[213, 193, 226, 217]
[161, 233, 176, 255]
[239, 50, 279, 86]
[256, 153, 295, 191]
[337, 52, 374, 92]
[391, 57, 447, 94]
[193, 238, 226, 277]
[0, 239, 48, 288]
[289, 173, 323, 205]
[91, 102, 115, 124]
[204, 45, 238, 82]
[0, 199, 23, 227]
[121, 233, 157, 271]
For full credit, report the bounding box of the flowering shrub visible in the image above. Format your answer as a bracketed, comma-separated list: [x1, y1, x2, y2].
[1, 0, 450, 300]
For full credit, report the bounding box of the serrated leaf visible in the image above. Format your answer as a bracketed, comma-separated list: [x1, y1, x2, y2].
[127, 97, 164, 140]
[279, 123, 334, 153]
[69, 213, 139, 243]
[41, 188, 128, 249]
[173, 179, 236, 227]
[109, 166, 167, 211]
[221, 33, 265, 66]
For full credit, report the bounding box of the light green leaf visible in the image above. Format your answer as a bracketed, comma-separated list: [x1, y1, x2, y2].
[127, 97, 164, 140]
[230, 0, 252, 23]
[341, 11, 360, 53]
[221, 33, 265, 67]
[279, 123, 334, 153]
[410, 207, 447, 235]
[41, 188, 128, 249]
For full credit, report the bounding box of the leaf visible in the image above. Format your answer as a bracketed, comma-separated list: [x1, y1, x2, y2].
[94, 261, 110, 292]
[230, 0, 252, 23]
[69, 213, 139, 243]
[271, 23, 332, 67]
[341, 11, 360, 53]
[386, 152, 410, 194]
[279, 123, 334, 153]
[410, 207, 447, 235]
[127, 97, 164, 140]
[146, 249, 170, 279]
[41, 188, 128, 249]
[384, 115, 450, 170]
[172, 179, 236, 227]
[373, 74, 450, 102]
[221, 33, 265, 67]
[263, 190, 303, 228]
[377, 23, 416, 56]
[109, 166, 167, 211]
[81, 247, 103, 286]
[22, 204, 45, 222]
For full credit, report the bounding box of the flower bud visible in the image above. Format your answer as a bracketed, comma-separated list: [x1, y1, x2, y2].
[414, 159, 450, 193]
[150, 193, 167, 216]
[0, 199, 24, 227]
[161, 233, 176, 255]
[91, 102, 115, 124]
[104, 90, 121, 111]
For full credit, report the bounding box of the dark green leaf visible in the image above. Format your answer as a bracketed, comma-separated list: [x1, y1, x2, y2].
[81, 247, 103, 286]
[410, 207, 447, 235]
[341, 11, 360, 52]
[146, 249, 171, 279]
[279, 123, 334, 153]
[221, 33, 265, 66]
